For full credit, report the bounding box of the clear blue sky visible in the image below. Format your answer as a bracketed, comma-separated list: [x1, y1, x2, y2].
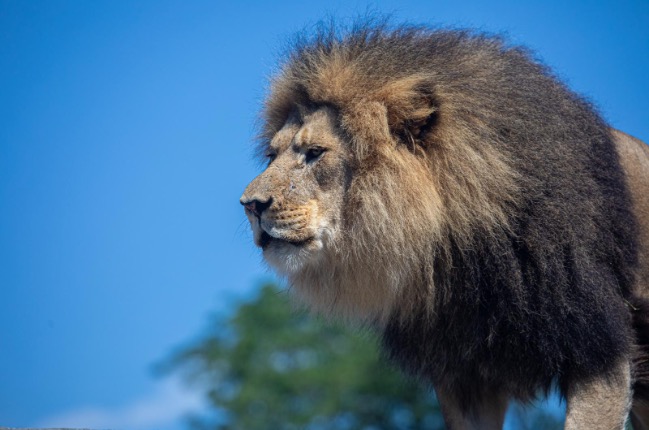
[1, 1, 647, 429]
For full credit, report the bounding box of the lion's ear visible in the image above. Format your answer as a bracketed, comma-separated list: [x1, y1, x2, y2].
[389, 100, 438, 151]
[377, 78, 439, 151]
[340, 81, 439, 159]
[341, 100, 393, 160]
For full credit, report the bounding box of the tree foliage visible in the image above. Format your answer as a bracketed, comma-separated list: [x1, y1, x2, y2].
[163, 283, 564, 429]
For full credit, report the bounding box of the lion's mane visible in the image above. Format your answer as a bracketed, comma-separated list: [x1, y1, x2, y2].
[261, 24, 640, 404]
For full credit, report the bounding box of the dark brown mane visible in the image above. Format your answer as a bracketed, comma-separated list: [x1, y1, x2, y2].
[261, 22, 641, 407]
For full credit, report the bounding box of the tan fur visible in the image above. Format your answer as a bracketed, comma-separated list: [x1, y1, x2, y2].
[245, 108, 437, 323]
[613, 130, 649, 430]
[614, 130, 649, 300]
[244, 101, 518, 323]
[564, 360, 632, 430]
[265, 58, 521, 244]
[248, 57, 523, 324]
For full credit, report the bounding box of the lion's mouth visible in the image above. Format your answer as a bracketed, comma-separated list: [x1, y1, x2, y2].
[260, 230, 311, 249]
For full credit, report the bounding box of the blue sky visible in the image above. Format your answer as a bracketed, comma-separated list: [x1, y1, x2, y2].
[0, 1, 647, 429]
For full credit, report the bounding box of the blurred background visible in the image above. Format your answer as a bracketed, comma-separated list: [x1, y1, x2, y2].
[0, 1, 647, 429]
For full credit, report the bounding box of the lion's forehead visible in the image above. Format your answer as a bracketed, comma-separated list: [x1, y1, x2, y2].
[270, 120, 300, 151]
[271, 106, 341, 152]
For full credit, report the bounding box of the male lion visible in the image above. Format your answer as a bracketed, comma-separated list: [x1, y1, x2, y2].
[240, 24, 649, 429]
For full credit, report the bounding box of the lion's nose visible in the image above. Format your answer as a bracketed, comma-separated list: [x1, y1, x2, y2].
[240, 197, 272, 217]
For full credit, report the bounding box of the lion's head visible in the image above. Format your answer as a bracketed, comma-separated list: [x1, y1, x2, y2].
[241, 26, 525, 324]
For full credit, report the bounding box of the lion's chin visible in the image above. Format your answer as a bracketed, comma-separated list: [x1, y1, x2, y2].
[261, 233, 324, 276]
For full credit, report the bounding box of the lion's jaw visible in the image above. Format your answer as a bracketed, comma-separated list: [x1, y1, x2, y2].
[245, 199, 337, 276]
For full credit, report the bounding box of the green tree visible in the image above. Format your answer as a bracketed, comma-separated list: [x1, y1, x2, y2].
[163, 283, 442, 429]
[162, 282, 563, 429]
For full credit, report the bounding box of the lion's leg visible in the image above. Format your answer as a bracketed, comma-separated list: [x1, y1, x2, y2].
[435, 387, 508, 430]
[564, 359, 632, 430]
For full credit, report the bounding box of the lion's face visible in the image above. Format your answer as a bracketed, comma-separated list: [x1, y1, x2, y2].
[240, 106, 350, 275]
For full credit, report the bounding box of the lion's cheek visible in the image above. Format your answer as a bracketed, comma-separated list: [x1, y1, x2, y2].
[262, 240, 322, 276]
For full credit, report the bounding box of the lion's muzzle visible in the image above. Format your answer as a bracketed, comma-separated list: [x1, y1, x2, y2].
[241, 187, 318, 249]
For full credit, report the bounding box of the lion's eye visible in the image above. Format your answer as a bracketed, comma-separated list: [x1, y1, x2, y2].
[305, 147, 326, 163]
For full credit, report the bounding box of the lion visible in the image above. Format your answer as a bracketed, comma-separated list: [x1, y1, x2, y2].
[240, 23, 649, 429]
